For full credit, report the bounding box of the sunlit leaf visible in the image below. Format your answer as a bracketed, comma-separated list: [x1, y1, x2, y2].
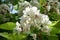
[0, 22, 15, 30]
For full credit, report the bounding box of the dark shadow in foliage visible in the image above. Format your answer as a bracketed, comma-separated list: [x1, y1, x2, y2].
[37, 33, 48, 40]
[0, 0, 20, 5]
[25, 0, 31, 2]
[0, 29, 13, 34]
[0, 36, 8, 40]
[10, 13, 19, 23]
[56, 34, 60, 40]
[26, 34, 34, 40]
[58, 0, 60, 2]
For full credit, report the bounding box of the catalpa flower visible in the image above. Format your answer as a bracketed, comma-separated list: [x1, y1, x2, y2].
[15, 22, 22, 32]
[15, 6, 51, 34]
[23, 6, 40, 18]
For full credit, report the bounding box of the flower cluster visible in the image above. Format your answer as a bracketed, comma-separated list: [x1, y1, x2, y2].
[18, 0, 40, 16]
[42, 0, 60, 20]
[18, 1, 31, 16]
[15, 6, 51, 34]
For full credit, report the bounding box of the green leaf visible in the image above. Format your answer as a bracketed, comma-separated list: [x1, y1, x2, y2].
[0, 22, 15, 30]
[50, 20, 60, 35]
[0, 32, 10, 39]
[53, 20, 60, 29]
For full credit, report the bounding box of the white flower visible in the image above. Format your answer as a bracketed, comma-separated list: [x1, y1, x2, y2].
[46, 5, 51, 11]
[31, 34, 37, 40]
[23, 7, 30, 15]
[58, 2, 60, 8]
[16, 27, 22, 32]
[23, 6, 40, 18]
[22, 6, 51, 32]
[16, 22, 20, 28]
[15, 22, 22, 32]
[41, 26, 50, 33]
[41, 14, 49, 24]
[16, 6, 51, 34]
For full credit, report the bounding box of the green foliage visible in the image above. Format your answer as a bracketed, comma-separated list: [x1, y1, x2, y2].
[48, 12, 60, 21]
[0, 22, 15, 30]
[53, 20, 60, 29]
[30, 26, 39, 34]
[0, 33, 10, 39]
[11, 14, 19, 22]
[0, 22, 27, 40]
[41, 34, 58, 40]
[39, 0, 47, 7]
[0, 32, 27, 40]
[50, 20, 60, 35]
[0, 21, 60, 40]
[8, 33, 27, 40]
[0, 14, 5, 23]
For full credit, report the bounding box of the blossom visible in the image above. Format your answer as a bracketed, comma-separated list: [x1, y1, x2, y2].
[46, 5, 51, 11]
[16, 22, 20, 26]
[31, 34, 37, 40]
[16, 6, 51, 34]
[41, 14, 51, 25]
[41, 26, 51, 33]
[23, 6, 40, 18]
[16, 27, 22, 32]
[15, 22, 22, 32]
[18, 0, 40, 17]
